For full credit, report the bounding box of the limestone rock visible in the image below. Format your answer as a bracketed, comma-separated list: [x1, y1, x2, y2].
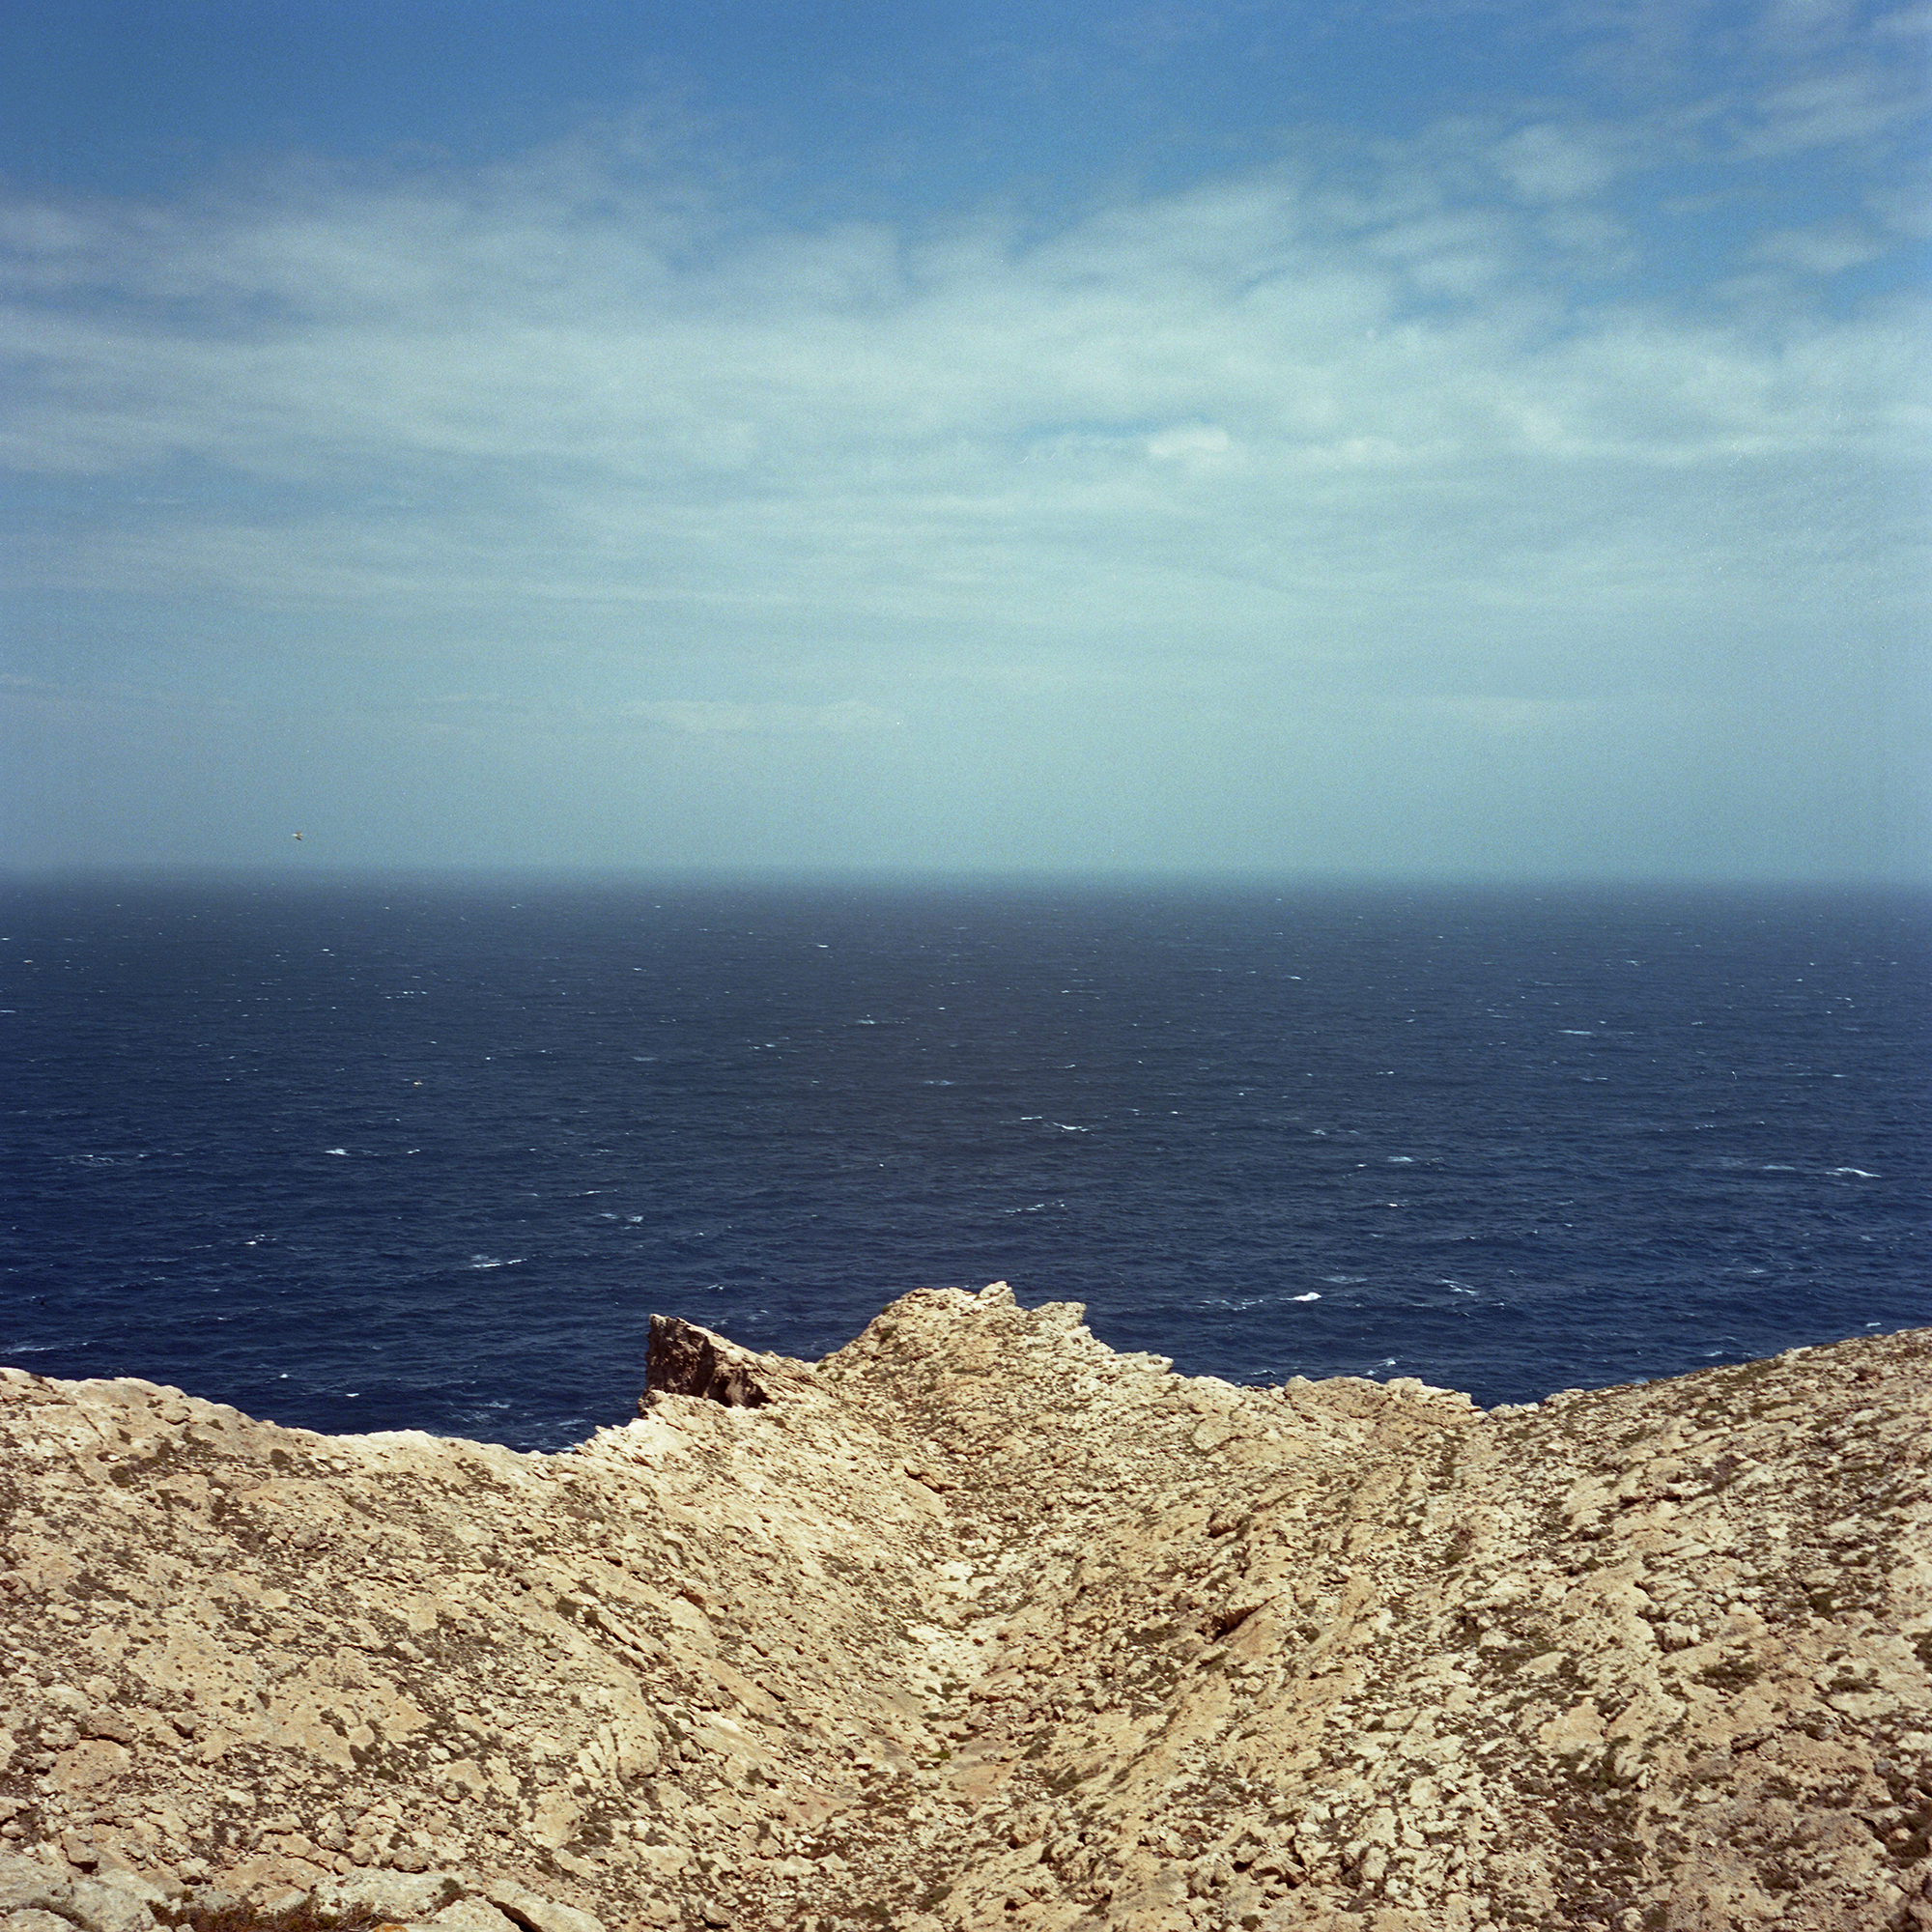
[640, 1317, 811, 1411]
[431, 1903, 525, 1932]
[4, 1912, 71, 1932]
[482, 1880, 604, 1932]
[3, 1291, 1928, 1932]
[312, 1870, 464, 1920]
[0, 1855, 168, 1932]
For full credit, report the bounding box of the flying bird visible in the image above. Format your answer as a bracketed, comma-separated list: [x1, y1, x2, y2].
[293, 832, 303, 841]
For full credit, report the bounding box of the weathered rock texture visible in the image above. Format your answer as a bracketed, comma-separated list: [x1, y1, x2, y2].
[2, 1285, 1928, 1932]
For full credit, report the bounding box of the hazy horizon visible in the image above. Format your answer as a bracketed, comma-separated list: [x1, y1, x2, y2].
[7, 862, 1929, 896]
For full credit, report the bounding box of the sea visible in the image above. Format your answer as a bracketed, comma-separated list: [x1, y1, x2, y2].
[2, 875, 1926, 1452]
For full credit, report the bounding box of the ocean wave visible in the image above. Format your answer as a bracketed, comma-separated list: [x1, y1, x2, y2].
[9, 876, 1923, 1449]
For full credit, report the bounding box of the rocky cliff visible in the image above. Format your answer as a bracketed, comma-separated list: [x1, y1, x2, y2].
[2, 1285, 1928, 1932]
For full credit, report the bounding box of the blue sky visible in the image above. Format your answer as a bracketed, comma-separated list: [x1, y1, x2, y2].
[3, 0, 1927, 878]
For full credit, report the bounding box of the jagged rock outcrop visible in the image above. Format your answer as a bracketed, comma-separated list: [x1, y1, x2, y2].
[641, 1316, 810, 1410]
[2, 1285, 1928, 1932]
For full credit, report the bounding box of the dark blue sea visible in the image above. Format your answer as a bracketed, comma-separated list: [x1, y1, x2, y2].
[2, 876, 1926, 1450]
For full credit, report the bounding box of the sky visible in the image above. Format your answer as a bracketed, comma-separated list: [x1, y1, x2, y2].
[1, 0, 1927, 882]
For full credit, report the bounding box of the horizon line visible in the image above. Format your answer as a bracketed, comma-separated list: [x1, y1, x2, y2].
[4, 862, 1929, 896]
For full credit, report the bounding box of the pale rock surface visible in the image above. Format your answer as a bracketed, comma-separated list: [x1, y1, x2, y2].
[2, 1285, 1927, 1932]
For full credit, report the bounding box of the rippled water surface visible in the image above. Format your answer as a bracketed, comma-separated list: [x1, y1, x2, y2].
[4, 876, 1926, 1447]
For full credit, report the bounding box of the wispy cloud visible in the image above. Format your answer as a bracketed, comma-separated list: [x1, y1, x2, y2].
[1, 0, 1924, 877]
[623, 699, 903, 735]
[1430, 695, 1599, 736]
[5, 136, 1917, 607]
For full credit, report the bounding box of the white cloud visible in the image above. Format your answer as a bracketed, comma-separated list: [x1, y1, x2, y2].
[1430, 695, 1597, 735]
[1748, 224, 1889, 273]
[1730, 64, 1923, 156]
[2, 138, 1919, 686]
[1146, 423, 1235, 466]
[1, 94, 1924, 877]
[621, 699, 903, 735]
[1491, 123, 1629, 201]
